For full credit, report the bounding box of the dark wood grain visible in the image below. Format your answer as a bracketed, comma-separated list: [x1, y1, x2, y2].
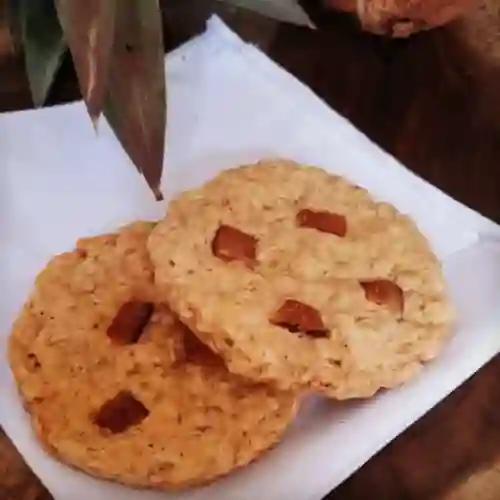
[1, 1, 500, 499]
[0, 430, 52, 500]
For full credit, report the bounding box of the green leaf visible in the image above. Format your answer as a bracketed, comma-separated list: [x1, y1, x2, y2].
[104, 0, 166, 201]
[55, 0, 117, 123]
[14, 0, 67, 107]
[217, 0, 314, 27]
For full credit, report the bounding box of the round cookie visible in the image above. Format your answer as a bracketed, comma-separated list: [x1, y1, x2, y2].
[148, 159, 454, 399]
[8, 222, 298, 489]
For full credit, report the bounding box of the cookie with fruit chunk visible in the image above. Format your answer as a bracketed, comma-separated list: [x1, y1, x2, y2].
[149, 159, 454, 399]
[8, 222, 298, 489]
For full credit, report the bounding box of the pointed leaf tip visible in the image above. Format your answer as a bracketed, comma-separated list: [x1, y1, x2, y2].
[153, 186, 164, 202]
[104, 0, 166, 200]
[55, 0, 117, 122]
[17, 0, 67, 107]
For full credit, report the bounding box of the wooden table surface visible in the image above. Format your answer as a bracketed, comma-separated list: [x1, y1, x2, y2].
[1, 1, 499, 499]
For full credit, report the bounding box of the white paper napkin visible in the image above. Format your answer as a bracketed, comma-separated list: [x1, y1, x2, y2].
[1, 16, 499, 500]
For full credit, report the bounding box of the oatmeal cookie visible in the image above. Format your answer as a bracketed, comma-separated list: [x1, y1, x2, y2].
[8, 222, 297, 489]
[149, 159, 454, 398]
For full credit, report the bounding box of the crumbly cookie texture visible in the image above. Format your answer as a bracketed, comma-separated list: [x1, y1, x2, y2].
[8, 222, 297, 489]
[148, 159, 454, 398]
